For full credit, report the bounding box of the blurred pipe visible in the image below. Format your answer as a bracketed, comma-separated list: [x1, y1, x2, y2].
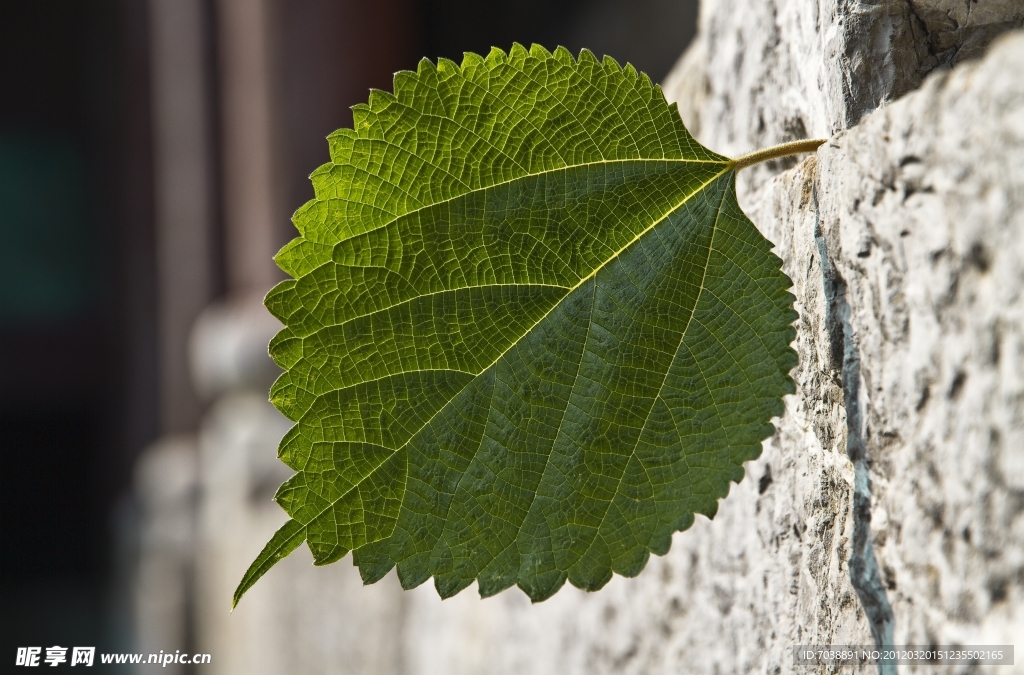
[216, 0, 281, 297]
[148, 0, 218, 434]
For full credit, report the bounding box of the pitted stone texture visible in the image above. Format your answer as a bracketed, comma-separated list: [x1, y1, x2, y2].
[661, 0, 1022, 206]
[663, 0, 920, 151]
[908, 0, 1024, 69]
[806, 31, 1024, 667]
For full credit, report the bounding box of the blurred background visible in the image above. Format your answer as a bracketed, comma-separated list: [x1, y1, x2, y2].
[0, 0, 696, 671]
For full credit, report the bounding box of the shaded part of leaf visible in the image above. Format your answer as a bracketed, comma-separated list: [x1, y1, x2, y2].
[366, 173, 795, 602]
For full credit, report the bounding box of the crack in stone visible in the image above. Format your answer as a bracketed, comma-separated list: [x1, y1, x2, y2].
[905, 0, 1024, 72]
[813, 184, 896, 675]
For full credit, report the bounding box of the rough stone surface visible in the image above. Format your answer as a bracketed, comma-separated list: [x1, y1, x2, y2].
[908, 0, 1024, 68]
[134, 436, 199, 675]
[808, 31, 1024, 663]
[662, 0, 1023, 203]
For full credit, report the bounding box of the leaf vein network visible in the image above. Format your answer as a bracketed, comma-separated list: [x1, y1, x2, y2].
[387, 166, 730, 454]
[330, 158, 725, 248]
[576, 172, 726, 561]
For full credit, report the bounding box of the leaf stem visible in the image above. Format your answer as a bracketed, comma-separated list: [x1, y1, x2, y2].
[731, 139, 828, 171]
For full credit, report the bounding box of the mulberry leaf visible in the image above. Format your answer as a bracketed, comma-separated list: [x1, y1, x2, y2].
[233, 44, 797, 608]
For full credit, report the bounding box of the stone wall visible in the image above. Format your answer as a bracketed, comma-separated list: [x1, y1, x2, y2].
[134, 5, 1024, 674]
[663, 0, 1023, 176]
[802, 37, 1024, 661]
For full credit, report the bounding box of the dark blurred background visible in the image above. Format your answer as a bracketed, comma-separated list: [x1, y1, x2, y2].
[0, 0, 696, 666]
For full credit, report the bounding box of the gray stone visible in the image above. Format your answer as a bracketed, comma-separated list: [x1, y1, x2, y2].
[803, 29, 1024, 664]
[189, 298, 282, 400]
[661, 0, 1023, 204]
[133, 436, 199, 675]
[908, 0, 1024, 68]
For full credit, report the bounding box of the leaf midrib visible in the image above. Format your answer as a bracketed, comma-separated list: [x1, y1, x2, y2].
[320, 156, 728, 247]
[289, 158, 732, 365]
[291, 165, 735, 543]
[575, 174, 728, 568]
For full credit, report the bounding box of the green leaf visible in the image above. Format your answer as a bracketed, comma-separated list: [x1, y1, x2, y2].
[233, 518, 306, 609]
[235, 44, 797, 606]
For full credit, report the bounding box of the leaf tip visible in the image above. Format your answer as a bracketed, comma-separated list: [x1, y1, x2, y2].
[577, 48, 599, 67]
[519, 572, 567, 603]
[436, 57, 460, 75]
[232, 519, 307, 609]
[392, 69, 417, 96]
[325, 128, 356, 164]
[310, 543, 349, 567]
[434, 574, 473, 600]
[367, 88, 396, 112]
[484, 46, 507, 65]
[460, 50, 485, 71]
[654, 83, 674, 108]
